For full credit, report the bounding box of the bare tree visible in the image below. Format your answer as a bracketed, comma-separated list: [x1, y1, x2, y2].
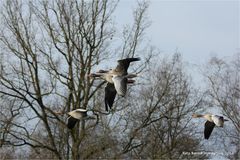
[204, 54, 240, 159]
[0, 0, 151, 159]
[0, 0, 209, 159]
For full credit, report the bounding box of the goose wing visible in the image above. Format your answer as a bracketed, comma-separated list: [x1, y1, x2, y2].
[112, 76, 127, 96]
[115, 57, 140, 75]
[68, 109, 86, 119]
[105, 83, 117, 111]
[204, 121, 216, 139]
[67, 116, 78, 129]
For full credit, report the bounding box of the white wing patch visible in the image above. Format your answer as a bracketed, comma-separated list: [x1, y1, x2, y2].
[112, 76, 127, 96]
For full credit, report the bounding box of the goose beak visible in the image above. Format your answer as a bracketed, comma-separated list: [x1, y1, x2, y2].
[192, 114, 196, 118]
[224, 119, 229, 121]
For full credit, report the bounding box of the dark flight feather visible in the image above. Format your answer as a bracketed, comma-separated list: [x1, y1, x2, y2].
[204, 121, 216, 139]
[105, 83, 117, 111]
[67, 116, 78, 129]
[115, 57, 140, 75]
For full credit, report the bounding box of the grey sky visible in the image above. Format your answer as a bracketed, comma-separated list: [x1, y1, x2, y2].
[115, 2, 239, 159]
[115, 0, 239, 64]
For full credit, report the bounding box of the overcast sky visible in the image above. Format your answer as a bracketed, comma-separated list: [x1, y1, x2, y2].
[115, 2, 239, 159]
[115, 0, 239, 64]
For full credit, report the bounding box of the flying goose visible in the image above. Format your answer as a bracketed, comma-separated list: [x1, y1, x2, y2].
[67, 109, 95, 129]
[90, 57, 140, 111]
[192, 113, 229, 139]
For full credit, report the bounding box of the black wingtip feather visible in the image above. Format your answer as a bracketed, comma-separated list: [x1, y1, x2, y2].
[118, 57, 141, 62]
[67, 116, 78, 129]
[204, 121, 215, 140]
[129, 57, 141, 62]
[105, 83, 117, 112]
[105, 99, 109, 112]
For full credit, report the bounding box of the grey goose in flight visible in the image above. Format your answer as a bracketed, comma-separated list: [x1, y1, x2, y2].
[192, 113, 229, 139]
[67, 109, 95, 129]
[89, 57, 140, 111]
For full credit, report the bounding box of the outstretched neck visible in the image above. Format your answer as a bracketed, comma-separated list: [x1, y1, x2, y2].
[192, 113, 213, 122]
[192, 114, 204, 118]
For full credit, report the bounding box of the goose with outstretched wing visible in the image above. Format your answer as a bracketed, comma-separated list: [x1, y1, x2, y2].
[192, 113, 229, 139]
[67, 109, 95, 129]
[89, 57, 140, 111]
